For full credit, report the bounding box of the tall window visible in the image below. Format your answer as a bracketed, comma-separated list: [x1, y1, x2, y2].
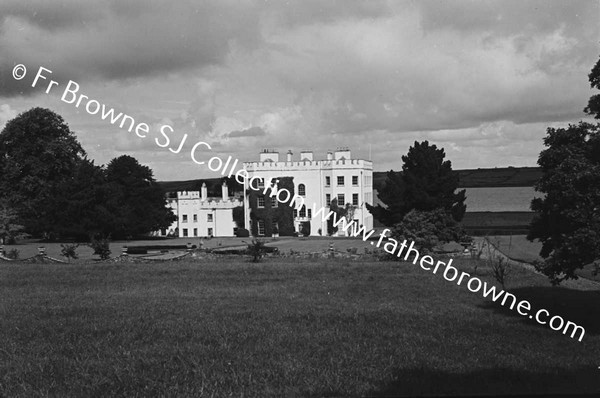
[271, 197, 278, 207]
[258, 196, 265, 208]
[337, 176, 344, 186]
[182, 214, 188, 223]
[193, 214, 198, 222]
[272, 221, 278, 232]
[258, 220, 265, 236]
[325, 176, 331, 187]
[207, 214, 213, 222]
[352, 175, 358, 186]
[183, 228, 188, 237]
[193, 228, 198, 237]
[326, 194, 331, 206]
[293, 209, 298, 218]
[352, 193, 359, 206]
[208, 227, 213, 236]
[307, 208, 312, 219]
[337, 194, 345, 206]
[298, 183, 306, 196]
[300, 205, 306, 218]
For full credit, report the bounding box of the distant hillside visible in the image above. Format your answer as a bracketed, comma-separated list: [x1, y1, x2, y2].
[373, 166, 542, 190]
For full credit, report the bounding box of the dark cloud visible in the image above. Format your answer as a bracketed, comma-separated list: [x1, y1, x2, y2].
[228, 126, 266, 138]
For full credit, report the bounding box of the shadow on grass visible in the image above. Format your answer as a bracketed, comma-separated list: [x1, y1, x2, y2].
[476, 286, 600, 337]
[368, 366, 600, 396]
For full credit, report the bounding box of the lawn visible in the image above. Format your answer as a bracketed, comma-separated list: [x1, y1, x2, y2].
[1, 257, 599, 396]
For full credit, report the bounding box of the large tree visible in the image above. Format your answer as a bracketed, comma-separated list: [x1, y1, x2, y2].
[0, 107, 86, 236]
[368, 141, 466, 226]
[104, 155, 176, 239]
[528, 123, 600, 284]
[528, 55, 600, 284]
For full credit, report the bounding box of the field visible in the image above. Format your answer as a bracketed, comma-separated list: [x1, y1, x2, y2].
[1, 255, 599, 396]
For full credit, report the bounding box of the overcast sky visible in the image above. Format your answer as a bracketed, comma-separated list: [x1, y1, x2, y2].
[0, 0, 598, 180]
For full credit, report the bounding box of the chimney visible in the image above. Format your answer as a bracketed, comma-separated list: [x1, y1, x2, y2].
[300, 150, 313, 161]
[259, 149, 279, 162]
[334, 147, 351, 160]
[201, 182, 207, 201]
[287, 150, 293, 162]
[326, 151, 333, 160]
[222, 181, 229, 201]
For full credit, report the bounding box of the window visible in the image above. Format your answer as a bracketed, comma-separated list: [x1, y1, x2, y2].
[325, 176, 331, 187]
[207, 214, 213, 222]
[352, 175, 358, 186]
[272, 197, 278, 207]
[300, 205, 306, 218]
[257, 178, 265, 188]
[182, 214, 188, 223]
[272, 221, 278, 233]
[326, 194, 331, 206]
[258, 196, 265, 208]
[298, 183, 306, 196]
[193, 214, 198, 222]
[208, 227, 213, 236]
[307, 208, 312, 219]
[182, 228, 188, 237]
[352, 193, 359, 206]
[337, 176, 344, 186]
[293, 209, 298, 218]
[193, 228, 198, 237]
[258, 220, 265, 236]
[337, 194, 345, 206]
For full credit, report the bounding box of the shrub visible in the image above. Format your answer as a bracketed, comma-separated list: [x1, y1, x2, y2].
[300, 221, 311, 237]
[236, 228, 250, 237]
[247, 239, 267, 262]
[60, 243, 79, 262]
[392, 208, 470, 255]
[89, 236, 111, 260]
[7, 248, 19, 259]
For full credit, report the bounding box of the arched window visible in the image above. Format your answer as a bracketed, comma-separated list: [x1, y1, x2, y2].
[298, 183, 306, 196]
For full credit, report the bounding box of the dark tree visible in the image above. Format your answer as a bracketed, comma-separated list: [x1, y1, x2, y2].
[528, 122, 600, 284]
[367, 141, 466, 226]
[53, 159, 116, 240]
[584, 55, 600, 119]
[0, 108, 86, 236]
[104, 155, 176, 239]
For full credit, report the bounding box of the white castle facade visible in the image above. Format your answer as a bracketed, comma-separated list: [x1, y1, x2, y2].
[243, 148, 374, 236]
[160, 182, 242, 238]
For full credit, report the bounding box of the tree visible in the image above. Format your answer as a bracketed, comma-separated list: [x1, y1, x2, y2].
[584, 55, 600, 118]
[53, 159, 116, 240]
[367, 141, 466, 226]
[527, 122, 600, 284]
[104, 155, 176, 239]
[0, 108, 86, 236]
[0, 200, 27, 244]
[391, 208, 470, 255]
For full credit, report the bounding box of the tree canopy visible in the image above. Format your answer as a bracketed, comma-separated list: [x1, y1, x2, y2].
[0, 107, 86, 235]
[528, 122, 600, 284]
[529, 55, 600, 284]
[104, 155, 176, 239]
[367, 140, 466, 226]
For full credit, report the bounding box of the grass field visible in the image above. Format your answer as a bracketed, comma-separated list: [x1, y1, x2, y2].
[1, 256, 599, 397]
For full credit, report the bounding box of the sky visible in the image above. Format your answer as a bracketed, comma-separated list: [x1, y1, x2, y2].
[0, 0, 598, 180]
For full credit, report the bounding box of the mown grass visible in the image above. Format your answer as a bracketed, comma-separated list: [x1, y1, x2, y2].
[0, 257, 599, 397]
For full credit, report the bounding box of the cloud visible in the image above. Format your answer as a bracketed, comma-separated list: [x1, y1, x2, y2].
[0, 0, 598, 179]
[228, 126, 266, 138]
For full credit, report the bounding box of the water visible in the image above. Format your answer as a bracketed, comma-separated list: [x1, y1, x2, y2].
[462, 186, 543, 212]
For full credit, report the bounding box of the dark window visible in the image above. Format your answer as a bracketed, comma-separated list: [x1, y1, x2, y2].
[352, 176, 358, 186]
[352, 193, 359, 206]
[298, 184, 306, 196]
[337, 176, 344, 186]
